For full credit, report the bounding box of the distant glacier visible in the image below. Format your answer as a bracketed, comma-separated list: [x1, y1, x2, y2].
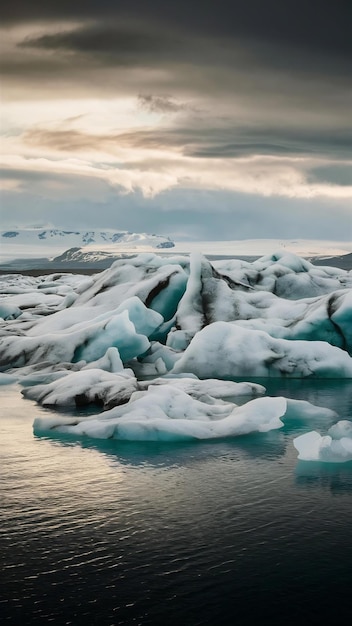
[0, 228, 174, 265]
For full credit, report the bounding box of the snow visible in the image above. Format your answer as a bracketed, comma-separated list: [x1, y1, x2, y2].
[171, 239, 352, 258]
[1, 231, 351, 266]
[0, 228, 175, 263]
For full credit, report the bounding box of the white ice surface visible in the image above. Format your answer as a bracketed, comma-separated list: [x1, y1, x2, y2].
[23, 368, 138, 408]
[32, 385, 337, 442]
[172, 322, 352, 378]
[168, 253, 352, 351]
[25, 370, 265, 409]
[0, 249, 351, 457]
[0, 229, 174, 262]
[33, 389, 288, 440]
[294, 421, 352, 462]
[138, 376, 266, 399]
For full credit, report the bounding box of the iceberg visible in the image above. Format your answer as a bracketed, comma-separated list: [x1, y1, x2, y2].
[23, 368, 138, 408]
[0, 249, 351, 453]
[33, 389, 288, 441]
[294, 421, 352, 463]
[215, 250, 352, 299]
[0, 308, 151, 368]
[171, 322, 352, 378]
[32, 385, 338, 442]
[24, 369, 265, 409]
[167, 254, 352, 352]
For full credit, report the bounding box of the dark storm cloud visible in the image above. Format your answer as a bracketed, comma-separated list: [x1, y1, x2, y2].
[24, 123, 352, 161]
[16, 16, 351, 80]
[18, 22, 184, 67]
[2, 1, 351, 60]
[2, 0, 351, 240]
[3, 0, 350, 108]
[6, 7, 350, 126]
[184, 128, 352, 160]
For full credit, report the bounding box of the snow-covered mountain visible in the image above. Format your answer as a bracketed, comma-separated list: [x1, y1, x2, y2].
[1, 230, 351, 270]
[0, 229, 174, 263]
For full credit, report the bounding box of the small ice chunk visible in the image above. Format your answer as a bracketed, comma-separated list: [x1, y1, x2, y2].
[294, 420, 352, 462]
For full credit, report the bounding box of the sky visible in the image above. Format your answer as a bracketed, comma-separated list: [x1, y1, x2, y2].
[1, 0, 351, 241]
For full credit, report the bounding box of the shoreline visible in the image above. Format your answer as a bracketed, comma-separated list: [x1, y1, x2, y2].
[1, 251, 351, 276]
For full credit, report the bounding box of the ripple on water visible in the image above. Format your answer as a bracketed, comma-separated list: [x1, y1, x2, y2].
[1, 383, 352, 625]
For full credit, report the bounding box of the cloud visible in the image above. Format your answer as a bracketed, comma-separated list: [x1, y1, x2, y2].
[138, 94, 189, 114]
[14, 16, 351, 79]
[23, 119, 352, 161]
[1, 1, 351, 62]
[2, 146, 352, 203]
[308, 164, 352, 187]
[18, 21, 183, 68]
[1, 185, 351, 242]
[1, 2, 351, 241]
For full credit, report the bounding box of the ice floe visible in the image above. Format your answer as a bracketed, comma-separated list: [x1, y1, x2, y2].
[32, 386, 337, 442]
[33, 390, 288, 441]
[0, 250, 351, 450]
[294, 421, 352, 463]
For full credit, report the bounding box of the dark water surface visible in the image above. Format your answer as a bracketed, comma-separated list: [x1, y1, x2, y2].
[1, 381, 352, 625]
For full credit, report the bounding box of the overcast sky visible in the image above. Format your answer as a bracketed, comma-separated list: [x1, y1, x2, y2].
[1, 0, 351, 241]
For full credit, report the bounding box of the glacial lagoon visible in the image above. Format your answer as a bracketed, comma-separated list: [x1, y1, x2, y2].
[1, 250, 352, 624]
[1, 379, 352, 625]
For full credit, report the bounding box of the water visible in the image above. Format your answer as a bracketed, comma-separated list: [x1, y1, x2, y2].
[1, 381, 352, 625]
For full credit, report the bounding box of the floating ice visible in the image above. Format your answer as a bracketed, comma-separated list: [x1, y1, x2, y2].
[328, 420, 352, 439]
[0, 298, 163, 368]
[215, 250, 352, 299]
[71, 254, 188, 322]
[0, 249, 351, 457]
[138, 376, 266, 399]
[23, 368, 138, 408]
[33, 388, 288, 441]
[167, 254, 352, 352]
[0, 309, 151, 368]
[172, 322, 352, 378]
[32, 385, 338, 442]
[23, 370, 264, 409]
[294, 421, 352, 463]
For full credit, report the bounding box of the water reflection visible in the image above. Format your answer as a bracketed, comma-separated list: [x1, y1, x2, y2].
[2, 384, 352, 626]
[34, 427, 288, 468]
[295, 460, 352, 493]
